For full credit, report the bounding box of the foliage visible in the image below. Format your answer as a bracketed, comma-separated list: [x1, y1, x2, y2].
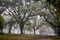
[0, 0, 59, 35]
[46, 0, 60, 27]
[0, 15, 5, 33]
[4, 0, 43, 34]
[0, 15, 5, 29]
[47, 0, 60, 8]
[43, 0, 60, 36]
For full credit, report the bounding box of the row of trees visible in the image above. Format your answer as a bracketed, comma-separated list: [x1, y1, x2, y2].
[0, 0, 60, 36]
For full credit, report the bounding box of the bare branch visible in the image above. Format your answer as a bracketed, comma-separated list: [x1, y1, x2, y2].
[0, 7, 7, 14]
[43, 15, 57, 27]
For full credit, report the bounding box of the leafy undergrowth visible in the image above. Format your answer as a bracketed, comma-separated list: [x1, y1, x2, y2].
[0, 34, 60, 40]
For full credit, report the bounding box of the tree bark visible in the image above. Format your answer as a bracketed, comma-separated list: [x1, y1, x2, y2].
[53, 27, 58, 36]
[54, 26, 60, 36]
[20, 23, 24, 34]
[34, 28, 36, 34]
[58, 27, 60, 36]
[0, 29, 3, 34]
[8, 26, 12, 33]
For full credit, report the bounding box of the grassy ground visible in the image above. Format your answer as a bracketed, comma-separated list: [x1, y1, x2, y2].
[0, 34, 60, 40]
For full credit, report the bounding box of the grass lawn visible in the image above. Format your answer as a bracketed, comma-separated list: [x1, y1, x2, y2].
[0, 34, 60, 40]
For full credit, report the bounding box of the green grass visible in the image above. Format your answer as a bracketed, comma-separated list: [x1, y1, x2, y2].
[0, 34, 36, 40]
[53, 36, 60, 40]
[0, 34, 60, 40]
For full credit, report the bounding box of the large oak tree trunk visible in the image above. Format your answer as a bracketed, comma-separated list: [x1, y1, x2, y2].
[34, 28, 36, 34]
[0, 25, 3, 34]
[53, 27, 58, 36]
[54, 26, 60, 36]
[58, 27, 60, 36]
[0, 29, 3, 34]
[8, 26, 12, 33]
[20, 23, 24, 34]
